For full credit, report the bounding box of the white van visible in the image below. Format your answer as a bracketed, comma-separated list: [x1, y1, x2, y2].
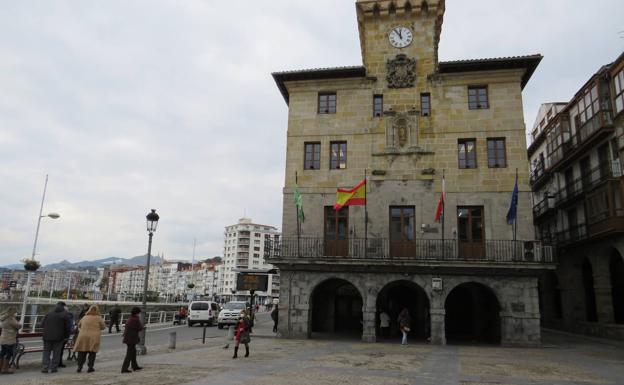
[188, 301, 220, 327]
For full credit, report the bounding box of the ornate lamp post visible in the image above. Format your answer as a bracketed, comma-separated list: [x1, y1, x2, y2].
[20, 175, 60, 331]
[137, 209, 159, 355]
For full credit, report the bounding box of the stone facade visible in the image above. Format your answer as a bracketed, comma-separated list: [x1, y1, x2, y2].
[271, 0, 552, 346]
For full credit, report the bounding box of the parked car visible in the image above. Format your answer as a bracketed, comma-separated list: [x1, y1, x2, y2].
[217, 301, 248, 329]
[188, 301, 219, 327]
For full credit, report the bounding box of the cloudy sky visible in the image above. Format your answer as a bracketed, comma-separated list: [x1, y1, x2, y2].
[1, 0, 622, 266]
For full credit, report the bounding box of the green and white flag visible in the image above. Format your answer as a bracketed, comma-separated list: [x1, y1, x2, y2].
[294, 184, 305, 222]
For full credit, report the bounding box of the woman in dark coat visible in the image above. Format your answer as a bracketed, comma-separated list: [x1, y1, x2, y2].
[121, 307, 143, 373]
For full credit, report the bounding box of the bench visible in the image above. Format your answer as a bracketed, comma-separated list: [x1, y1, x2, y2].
[10, 332, 74, 369]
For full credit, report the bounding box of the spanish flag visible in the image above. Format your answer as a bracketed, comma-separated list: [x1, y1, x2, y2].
[334, 179, 366, 210]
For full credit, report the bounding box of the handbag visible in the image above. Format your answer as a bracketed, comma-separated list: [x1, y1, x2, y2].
[239, 330, 251, 344]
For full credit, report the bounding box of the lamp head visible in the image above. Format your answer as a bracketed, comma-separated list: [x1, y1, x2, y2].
[47, 213, 60, 219]
[146, 209, 160, 233]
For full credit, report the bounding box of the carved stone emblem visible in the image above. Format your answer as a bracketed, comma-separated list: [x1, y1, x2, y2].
[386, 54, 416, 88]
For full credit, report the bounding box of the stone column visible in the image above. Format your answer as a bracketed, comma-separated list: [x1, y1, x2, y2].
[429, 308, 445, 345]
[362, 308, 377, 342]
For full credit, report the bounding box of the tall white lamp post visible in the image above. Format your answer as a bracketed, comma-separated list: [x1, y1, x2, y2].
[20, 174, 60, 331]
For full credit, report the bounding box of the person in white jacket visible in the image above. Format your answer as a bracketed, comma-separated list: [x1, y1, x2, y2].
[0, 307, 20, 374]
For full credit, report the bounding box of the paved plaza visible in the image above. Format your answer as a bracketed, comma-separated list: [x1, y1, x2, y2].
[3, 319, 623, 385]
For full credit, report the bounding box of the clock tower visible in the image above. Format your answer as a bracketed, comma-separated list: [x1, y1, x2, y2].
[356, 0, 444, 91]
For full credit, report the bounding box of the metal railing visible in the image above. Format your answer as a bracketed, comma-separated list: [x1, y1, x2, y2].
[13, 311, 178, 333]
[555, 162, 620, 206]
[555, 223, 588, 245]
[265, 237, 555, 264]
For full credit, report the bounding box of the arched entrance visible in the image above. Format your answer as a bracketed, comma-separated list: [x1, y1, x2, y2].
[309, 278, 363, 339]
[445, 282, 501, 344]
[582, 257, 598, 322]
[376, 280, 429, 341]
[610, 250, 624, 324]
[539, 271, 563, 322]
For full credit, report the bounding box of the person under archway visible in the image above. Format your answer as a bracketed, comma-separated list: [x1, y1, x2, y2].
[398, 308, 411, 345]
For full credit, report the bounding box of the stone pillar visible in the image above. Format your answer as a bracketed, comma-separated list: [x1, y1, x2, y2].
[362, 308, 377, 342]
[590, 255, 615, 324]
[429, 308, 445, 345]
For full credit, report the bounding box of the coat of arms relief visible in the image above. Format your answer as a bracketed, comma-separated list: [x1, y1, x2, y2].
[386, 54, 416, 88]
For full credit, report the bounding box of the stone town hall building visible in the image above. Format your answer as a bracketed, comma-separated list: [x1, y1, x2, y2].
[268, 0, 555, 346]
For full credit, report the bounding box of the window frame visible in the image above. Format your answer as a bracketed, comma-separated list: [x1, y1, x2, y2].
[613, 68, 624, 115]
[458, 138, 478, 169]
[373, 94, 383, 117]
[420, 93, 431, 117]
[486, 137, 507, 168]
[304, 142, 321, 170]
[318, 92, 337, 114]
[468, 86, 489, 110]
[329, 141, 347, 170]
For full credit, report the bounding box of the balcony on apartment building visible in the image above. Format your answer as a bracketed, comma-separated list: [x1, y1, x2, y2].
[265, 237, 555, 267]
[529, 158, 549, 189]
[548, 109, 614, 171]
[555, 160, 623, 208]
[533, 194, 557, 220]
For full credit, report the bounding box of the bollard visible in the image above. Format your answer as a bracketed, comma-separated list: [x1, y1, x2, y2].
[202, 326, 207, 344]
[168, 332, 177, 349]
[227, 325, 234, 340]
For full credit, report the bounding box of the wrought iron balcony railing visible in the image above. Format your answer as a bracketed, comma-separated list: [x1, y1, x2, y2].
[265, 237, 555, 264]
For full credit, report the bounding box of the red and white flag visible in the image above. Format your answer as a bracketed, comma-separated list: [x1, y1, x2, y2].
[434, 176, 445, 223]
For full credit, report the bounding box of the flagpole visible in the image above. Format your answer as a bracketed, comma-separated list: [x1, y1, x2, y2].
[364, 169, 368, 258]
[441, 169, 445, 258]
[513, 168, 518, 259]
[295, 171, 301, 258]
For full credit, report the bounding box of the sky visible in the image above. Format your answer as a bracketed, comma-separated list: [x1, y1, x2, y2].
[0, 0, 622, 266]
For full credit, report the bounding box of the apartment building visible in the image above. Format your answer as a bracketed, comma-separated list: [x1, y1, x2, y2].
[529, 51, 624, 339]
[221, 218, 280, 304]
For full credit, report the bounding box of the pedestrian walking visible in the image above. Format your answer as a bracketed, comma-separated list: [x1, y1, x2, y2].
[108, 305, 121, 333]
[121, 307, 143, 373]
[271, 305, 279, 333]
[232, 316, 250, 359]
[379, 309, 390, 339]
[0, 307, 20, 374]
[73, 305, 105, 373]
[397, 307, 411, 346]
[41, 301, 70, 373]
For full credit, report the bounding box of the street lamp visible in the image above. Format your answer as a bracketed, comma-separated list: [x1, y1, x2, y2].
[138, 209, 159, 355]
[20, 175, 60, 331]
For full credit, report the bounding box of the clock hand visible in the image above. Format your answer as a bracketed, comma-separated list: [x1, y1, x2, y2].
[396, 28, 402, 39]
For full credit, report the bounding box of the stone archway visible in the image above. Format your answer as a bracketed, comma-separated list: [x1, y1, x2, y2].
[582, 257, 598, 322]
[610, 250, 624, 324]
[376, 280, 430, 341]
[445, 282, 501, 344]
[309, 278, 363, 339]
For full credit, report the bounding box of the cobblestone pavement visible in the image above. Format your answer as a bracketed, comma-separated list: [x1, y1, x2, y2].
[4, 325, 623, 385]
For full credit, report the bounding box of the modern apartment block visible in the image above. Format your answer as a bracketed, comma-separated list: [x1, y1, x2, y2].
[220, 218, 281, 304]
[529, 51, 624, 339]
[268, 0, 555, 346]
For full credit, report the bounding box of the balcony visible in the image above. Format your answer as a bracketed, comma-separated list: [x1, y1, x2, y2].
[555, 223, 588, 246]
[533, 195, 556, 220]
[586, 178, 624, 237]
[529, 160, 549, 188]
[265, 237, 555, 265]
[548, 110, 614, 171]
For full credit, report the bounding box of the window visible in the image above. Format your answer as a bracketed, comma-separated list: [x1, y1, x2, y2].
[373, 94, 383, 117]
[468, 86, 489, 109]
[577, 85, 600, 125]
[304, 142, 321, 170]
[421, 93, 431, 116]
[458, 139, 477, 169]
[330, 141, 347, 169]
[253, 253, 260, 258]
[486, 138, 506, 168]
[254, 246, 260, 251]
[318, 92, 336, 114]
[614, 68, 624, 115]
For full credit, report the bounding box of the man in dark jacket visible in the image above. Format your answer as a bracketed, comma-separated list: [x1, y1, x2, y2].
[41, 302, 70, 373]
[271, 306, 279, 333]
[121, 307, 143, 373]
[109, 305, 122, 333]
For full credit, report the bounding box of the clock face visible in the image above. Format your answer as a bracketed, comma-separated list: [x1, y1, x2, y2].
[388, 26, 413, 48]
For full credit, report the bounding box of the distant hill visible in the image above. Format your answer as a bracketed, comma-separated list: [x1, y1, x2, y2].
[2, 255, 165, 271]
